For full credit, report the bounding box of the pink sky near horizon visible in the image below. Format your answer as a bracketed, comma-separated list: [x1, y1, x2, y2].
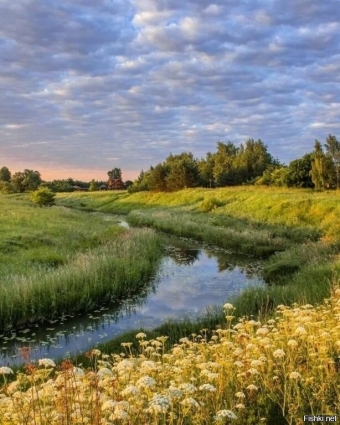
[5, 160, 139, 182]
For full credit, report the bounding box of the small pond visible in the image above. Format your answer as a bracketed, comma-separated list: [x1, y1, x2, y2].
[0, 225, 264, 366]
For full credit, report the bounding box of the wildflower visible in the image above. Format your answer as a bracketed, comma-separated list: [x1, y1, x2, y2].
[294, 326, 307, 336]
[91, 349, 101, 356]
[38, 358, 56, 368]
[256, 328, 269, 336]
[167, 386, 184, 398]
[289, 371, 302, 380]
[0, 367, 14, 375]
[179, 383, 197, 394]
[147, 394, 170, 414]
[181, 397, 200, 408]
[121, 384, 139, 397]
[223, 303, 234, 310]
[235, 403, 246, 409]
[136, 375, 156, 389]
[235, 391, 246, 399]
[287, 339, 298, 348]
[102, 400, 117, 411]
[136, 332, 147, 339]
[199, 384, 217, 392]
[72, 367, 85, 377]
[273, 349, 285, 359]
[97, 367, 113, 378]
[246, 384, 258, 391]
[215, 410, 237, 421]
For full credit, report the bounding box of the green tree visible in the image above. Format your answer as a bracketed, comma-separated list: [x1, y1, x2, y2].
[0, 181, 15, 194]
[165, 152, 199, 191]
[213, 142, 238, 186]
[310, 141, 335, 190]
[324, 134, 340, 188]
[148, 164, 169, 191]
[198, 152, 215, 187]
[286, 154, 314, 188]
[89, 179, 98, 191]
[31, 188, 56, 207]
[0, 166, 11, 182]
[107, 168, 122, 180]
[11, 169, 42, 192]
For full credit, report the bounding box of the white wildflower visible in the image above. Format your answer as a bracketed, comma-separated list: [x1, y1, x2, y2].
[0, 367, 13, 375]
[136, 376, 156, 389]
[199, 384, 217, 392]
[38, 358, 56, 368]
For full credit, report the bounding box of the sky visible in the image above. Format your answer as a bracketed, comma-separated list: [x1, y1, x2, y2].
[1, 0, 340, 181]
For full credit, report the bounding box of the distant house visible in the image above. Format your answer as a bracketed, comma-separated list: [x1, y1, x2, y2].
[107, 178, 125, 190]
[72, 185, 88, 191]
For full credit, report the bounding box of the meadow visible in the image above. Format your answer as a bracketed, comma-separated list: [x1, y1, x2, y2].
[0, 195, 162, 330]
[1, 187, 340, 424]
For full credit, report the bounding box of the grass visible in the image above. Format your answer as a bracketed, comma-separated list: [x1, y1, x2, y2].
[2, 290, 340, 424]
[0, 194, 163, 331]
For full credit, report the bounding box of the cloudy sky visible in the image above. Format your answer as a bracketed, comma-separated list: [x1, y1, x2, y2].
[1, 0, 339, 181]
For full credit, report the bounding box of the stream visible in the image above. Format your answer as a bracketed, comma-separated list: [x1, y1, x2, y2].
[0, 219, 265, 366]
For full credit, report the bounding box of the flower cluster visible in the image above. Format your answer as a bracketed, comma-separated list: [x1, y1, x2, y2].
[1, 292, 340, 424]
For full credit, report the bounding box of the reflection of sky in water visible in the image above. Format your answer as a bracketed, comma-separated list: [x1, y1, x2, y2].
[0, 242, 264, 366]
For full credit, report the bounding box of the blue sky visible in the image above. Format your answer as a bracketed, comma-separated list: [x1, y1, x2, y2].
[1, 0, 339, 181]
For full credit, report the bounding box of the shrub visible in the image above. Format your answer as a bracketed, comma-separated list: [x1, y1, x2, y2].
[31, 187, 56, 207]
[199, 196, 223, 212]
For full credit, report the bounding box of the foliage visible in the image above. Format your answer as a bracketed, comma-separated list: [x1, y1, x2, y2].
[11, 169, 42, 192]
[0, 166, 11, 182]
[89, 179, 98, 192]
[310, 140, 335, 190]
[31, 187, 56, 207]
[0, 181, 15, 194]
[324, 134, 340, 188]
[285, 153, 314, 188]
[199, 196, 223, 212]
[107, 167, 122, 180]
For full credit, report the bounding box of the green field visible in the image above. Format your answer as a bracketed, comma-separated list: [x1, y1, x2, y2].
[0, 194, 162, 330]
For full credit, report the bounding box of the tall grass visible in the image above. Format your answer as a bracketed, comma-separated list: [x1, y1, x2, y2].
[0, 229, 162, 331]
[126, 208, 319, 258]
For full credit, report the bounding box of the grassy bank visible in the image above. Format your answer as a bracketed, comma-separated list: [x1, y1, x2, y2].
[0, 195, 163, 331]
[57, 188, 340, 314]
[2, 292, 340, 424]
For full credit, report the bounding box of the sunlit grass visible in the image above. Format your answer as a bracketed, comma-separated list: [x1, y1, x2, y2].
[2, 289, 340, 424]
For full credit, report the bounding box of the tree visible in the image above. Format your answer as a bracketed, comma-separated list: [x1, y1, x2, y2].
[324, 134, 340, 188]
[31, 188, 56, 207]
[310, 141, 335, 190]
[0, 166, 11, 182]
[107, 168, 122, 180]
[286, 154, 314, 188]
[11, 169, 42, 192]
[89, 179, 98, 191]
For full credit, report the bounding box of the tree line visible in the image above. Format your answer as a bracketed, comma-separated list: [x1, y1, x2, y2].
[129, 134, 340, 192]
[1, 134, 339, 194]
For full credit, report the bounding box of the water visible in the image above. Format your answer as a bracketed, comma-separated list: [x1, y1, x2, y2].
[0, 223, 264, 366]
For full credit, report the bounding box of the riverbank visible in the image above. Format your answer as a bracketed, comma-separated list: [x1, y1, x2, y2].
[57, 188, 340, 316]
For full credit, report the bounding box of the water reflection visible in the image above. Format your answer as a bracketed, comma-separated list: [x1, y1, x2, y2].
[0, 235, 264, 366]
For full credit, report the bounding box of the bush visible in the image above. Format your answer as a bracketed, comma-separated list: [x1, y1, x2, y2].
[31, 187, 56, 207]
[199, 196, 223, 212]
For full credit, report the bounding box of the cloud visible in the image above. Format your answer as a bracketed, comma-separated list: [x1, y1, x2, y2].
[0, 0, 340, 179]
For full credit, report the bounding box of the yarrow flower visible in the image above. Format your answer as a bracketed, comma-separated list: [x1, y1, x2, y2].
[136, 376, 156, 389]
[121, 384, 140, 397]
[215, 410, 237, 421]
[273, 349, 285, 359]
[0, 367, 13, 374]
[147, 394, 170, 414]
[136, 332, 147, 339]
[289, 371, 302, 380]
[38, 358, 56, 368]
[181, 397, 200, 408]
[97, 367, 113, 379]
[199, 383, 217, 392]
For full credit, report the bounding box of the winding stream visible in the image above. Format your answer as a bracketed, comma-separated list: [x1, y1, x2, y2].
[0, 220, 265, 366]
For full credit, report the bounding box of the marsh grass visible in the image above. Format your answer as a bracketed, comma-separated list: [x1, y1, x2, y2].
[0, 228, 162, 331]
[126, 208, 318, 258]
